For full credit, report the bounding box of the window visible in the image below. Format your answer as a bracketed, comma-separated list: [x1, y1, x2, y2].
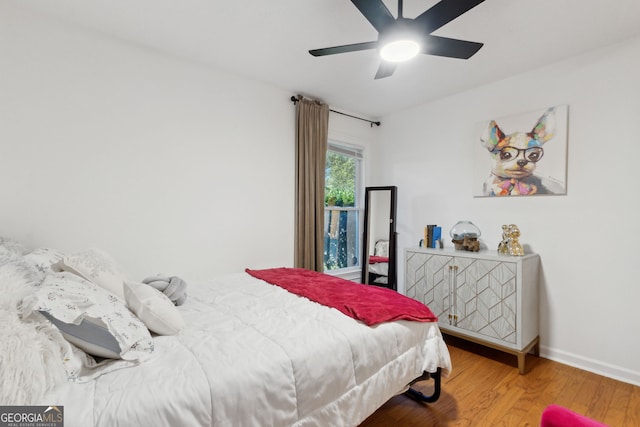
[323, 142, 363, 273]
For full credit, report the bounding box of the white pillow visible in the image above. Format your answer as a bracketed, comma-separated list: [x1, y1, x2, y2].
[24, 272, 154, 361]
[124, 281, 185, 336]
[374, 240, 389, 257]
[54, 248, 127, 300]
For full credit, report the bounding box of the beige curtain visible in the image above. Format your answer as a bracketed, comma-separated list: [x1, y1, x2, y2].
[294, 96, 329, 272]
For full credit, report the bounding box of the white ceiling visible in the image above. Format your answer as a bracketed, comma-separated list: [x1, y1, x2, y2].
[12, 0, 640, 118]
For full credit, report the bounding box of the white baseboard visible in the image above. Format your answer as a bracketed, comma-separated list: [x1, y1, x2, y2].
[540, 345, 640, 387]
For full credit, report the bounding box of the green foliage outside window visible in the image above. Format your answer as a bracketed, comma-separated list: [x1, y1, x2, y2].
[325, 152, 355, 207]
[324, 149, 359, 271]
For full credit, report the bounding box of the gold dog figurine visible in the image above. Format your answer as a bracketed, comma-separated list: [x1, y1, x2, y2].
[499, 224, 524, 256]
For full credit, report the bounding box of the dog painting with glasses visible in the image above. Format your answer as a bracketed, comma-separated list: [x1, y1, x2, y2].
[478, 106, 567, 196]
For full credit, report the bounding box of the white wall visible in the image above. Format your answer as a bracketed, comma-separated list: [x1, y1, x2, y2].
[0, 3, 376, 283]
[0, 3, 300, 282]
[373, 36, 640, 385]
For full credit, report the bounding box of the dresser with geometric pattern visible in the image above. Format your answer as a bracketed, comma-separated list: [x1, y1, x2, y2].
[405, 247, 540, 374]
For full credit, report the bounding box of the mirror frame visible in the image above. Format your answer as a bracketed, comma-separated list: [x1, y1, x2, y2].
[361, 186, 397, 290]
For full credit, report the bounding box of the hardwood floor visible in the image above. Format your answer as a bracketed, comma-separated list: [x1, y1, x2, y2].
[359, 336, 640, 426]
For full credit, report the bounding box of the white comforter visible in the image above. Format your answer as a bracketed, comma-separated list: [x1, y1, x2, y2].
[368, 261, 388, 276]
[42, 272, 451, 427]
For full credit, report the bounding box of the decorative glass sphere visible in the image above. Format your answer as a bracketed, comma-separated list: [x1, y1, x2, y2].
[449, 221, 481, 241]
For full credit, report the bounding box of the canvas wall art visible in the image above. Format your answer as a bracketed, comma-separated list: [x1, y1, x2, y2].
[473, 105, 569, 197]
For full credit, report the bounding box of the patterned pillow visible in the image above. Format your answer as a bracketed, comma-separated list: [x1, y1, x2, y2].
[23, 247, 65, 280]
[54, 248, 127, 300]
[24, 272, 154, 361]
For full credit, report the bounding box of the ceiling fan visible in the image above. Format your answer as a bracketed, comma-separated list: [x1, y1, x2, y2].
[309, 0, 486, 79]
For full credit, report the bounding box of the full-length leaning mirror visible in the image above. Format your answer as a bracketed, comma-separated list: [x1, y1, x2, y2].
[361, 186, 397, 290]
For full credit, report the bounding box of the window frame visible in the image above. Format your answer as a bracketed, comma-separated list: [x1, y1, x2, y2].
[323, 140, 364, 279]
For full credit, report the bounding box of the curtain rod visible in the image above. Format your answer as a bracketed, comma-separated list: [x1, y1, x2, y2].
[290, 96, 381, 127]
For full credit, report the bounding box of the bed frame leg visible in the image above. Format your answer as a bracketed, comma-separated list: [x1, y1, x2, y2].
[405, 368, 442, 403]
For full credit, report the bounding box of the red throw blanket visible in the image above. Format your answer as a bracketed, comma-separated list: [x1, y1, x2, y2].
[245, 267, 437, 326]
[368, 256, 388, 264]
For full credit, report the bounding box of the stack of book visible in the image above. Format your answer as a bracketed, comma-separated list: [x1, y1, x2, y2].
[423, 225, 442, 249]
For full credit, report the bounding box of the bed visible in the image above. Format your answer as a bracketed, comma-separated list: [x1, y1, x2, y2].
[1, 239, 452, 427]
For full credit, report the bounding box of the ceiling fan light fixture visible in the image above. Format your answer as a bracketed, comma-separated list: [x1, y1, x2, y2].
[379, 39, 420, 62]
[310, 0, 486, 78]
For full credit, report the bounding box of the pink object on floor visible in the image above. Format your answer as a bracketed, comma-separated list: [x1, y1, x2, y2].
[540, 404, 609, 427]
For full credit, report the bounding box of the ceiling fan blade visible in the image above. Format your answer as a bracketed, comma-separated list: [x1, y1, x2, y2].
[309, 41, 378, 57]
[421, 35, 483, 59]
[351, 0, 395, 33]
[415, 0, 485, 34]
[374, 62, 397, 79]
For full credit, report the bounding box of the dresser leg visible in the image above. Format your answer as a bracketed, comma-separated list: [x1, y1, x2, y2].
[441, 332, 539, 375]
[518, 352, 526, 375]
[517, 336, 540, 374]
